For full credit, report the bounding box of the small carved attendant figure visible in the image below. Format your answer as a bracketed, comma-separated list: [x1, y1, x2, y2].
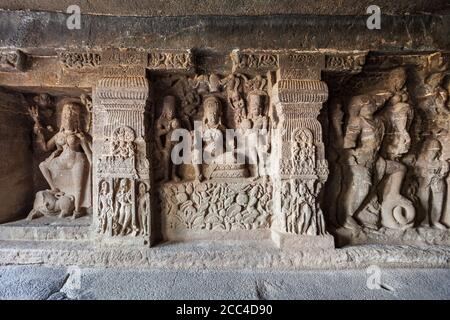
[98, 180, 113, 235]
[29, 102, 92, 219]
[383, 92, 414, 159]
[246, 92, 270, 179]
[415, 138, 449, 229]
[156, 96, 181, 182]
[116, 179, 134, 235]
[137, 182, 150, 236]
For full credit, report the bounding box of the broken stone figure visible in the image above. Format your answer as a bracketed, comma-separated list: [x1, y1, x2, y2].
[137, 182, 150, 236]
[415, 138, 449, 229]
[156, 95, 181, 182]
[29, 102, 92, 219]
[246, 91, 270, 179]
[340, 95, 385, 230]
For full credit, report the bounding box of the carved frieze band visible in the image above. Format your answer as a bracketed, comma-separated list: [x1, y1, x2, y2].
[324, 53, 366, 73]
[231, 50, 279, 72]
[58, 49, 193, 72]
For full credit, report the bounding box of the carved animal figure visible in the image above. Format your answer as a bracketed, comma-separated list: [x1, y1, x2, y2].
[27, 190, 75, 220]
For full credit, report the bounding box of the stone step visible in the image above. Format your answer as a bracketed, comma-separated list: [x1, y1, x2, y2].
[1, 239, 450, 269]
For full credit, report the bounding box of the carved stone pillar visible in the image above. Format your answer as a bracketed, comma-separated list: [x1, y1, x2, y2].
[92, 76, 151, 245]
[270, 53, 334, 249]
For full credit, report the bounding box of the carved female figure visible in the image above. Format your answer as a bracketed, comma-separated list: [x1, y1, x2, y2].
[98, 180, 113, 235]
[29, 102, 92, 218]
[116, 179, 133, 235]
[137, 182, 150, 236]
[415, 138, 449, 229]
[156, 96, 181, 182]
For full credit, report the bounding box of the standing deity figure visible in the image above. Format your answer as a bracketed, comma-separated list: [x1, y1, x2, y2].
[137, 182, 150, 236]
[415, 138, 449, 229]
[379, 92, 416, 229]
[246, 92, 270, 179]
[339, 95, 385, 230]
[98, 180, 113, 235]
[226, 76, 247, 127]
[29, 102, 92, 218]
[156, 96, 181, 182]
[116, 179, 134, 235]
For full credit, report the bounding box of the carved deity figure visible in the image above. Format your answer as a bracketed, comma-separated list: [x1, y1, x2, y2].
[98, 180, 113, 235]
[415, 138, 449, 229]
[137, 182, 150, 236]
[29, 102, 92, 218]
[284, 180, 325, 235]
[246, 92, 270, 178]
[226, 76, 247, 127]
[156, 96, 181, 182]
[340, 95, 385, 229]
[292, 129, 315, 173]
[115, 179, 135, 235]
[192, 96, 227, 181]
[378, 91, 416, 230]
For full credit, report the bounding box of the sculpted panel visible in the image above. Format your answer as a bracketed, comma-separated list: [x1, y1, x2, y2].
[324, 54, 450, 242]
[28, 96, 93, 219]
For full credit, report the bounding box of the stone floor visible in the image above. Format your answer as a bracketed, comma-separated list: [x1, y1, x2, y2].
[0, 265, 449, 299]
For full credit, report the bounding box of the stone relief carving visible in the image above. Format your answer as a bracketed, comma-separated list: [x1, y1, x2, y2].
[8, 48, 448, 249]
[152, 72, 271, 184]
[94, 76, 150, 239]
[148, 51, 193, 70]
[160, 181, 272, 231]
[281, 180, 326, 236]
[28, 100, 92, 219]
[59, 51, 101, 69]
[325, 56, 450, 236]
[27, 190, 75, 220]
[155, 96, 181, 182]
[231, 51, 279, 72]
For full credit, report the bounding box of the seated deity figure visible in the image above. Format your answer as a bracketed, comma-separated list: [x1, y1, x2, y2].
[245, 92, 270, 179]
[156, 96, 181, 182]
[29, 102, 92, 218]
[415, 138, 449, 229]
[192, 96, 246, 181]
[339, 95, 385, 230]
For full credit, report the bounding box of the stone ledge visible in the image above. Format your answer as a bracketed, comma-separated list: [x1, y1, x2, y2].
[0, 216, 92, 241]
[1, 240, 449, 270]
